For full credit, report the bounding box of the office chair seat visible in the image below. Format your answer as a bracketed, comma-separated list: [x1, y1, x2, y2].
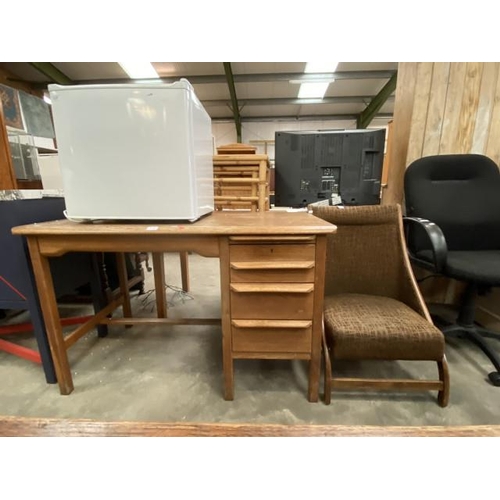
[416, 250, 500, 285]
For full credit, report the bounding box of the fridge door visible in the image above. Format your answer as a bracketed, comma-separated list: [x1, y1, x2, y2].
[50, 81, 211, 221]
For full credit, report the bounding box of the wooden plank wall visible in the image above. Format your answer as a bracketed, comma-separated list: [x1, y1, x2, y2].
[383, 62, 500, 205]
[383, 62, 500, 322]
[382, 62, 417, 206]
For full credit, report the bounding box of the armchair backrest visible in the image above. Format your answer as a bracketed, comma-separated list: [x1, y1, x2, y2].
[404, 154, 500, 251]
[311, 204, 425, 315]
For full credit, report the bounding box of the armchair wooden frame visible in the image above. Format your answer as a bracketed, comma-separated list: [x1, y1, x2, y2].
[321, 323, 450, 407]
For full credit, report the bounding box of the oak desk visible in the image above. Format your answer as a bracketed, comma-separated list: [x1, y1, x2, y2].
[12, 211, 336, 401]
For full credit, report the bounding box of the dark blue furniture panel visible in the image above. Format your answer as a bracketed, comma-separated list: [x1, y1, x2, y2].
[0, 197, 93, 383]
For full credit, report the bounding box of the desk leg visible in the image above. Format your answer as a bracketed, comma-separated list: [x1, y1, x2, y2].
[26, 291, 57, 384]
[179, 252, 190, 292]
[27, 237, 73, 395]
[219, 237, 234, 400]
[24, 257, 57, 383]
[116, 253, 132, 320]
[90, 253, 109, 338]
[152, 253, 167, 318]
[308, 235, 327, 402]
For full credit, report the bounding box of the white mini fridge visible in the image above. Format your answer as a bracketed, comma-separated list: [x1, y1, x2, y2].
[49, 79, 214, 221]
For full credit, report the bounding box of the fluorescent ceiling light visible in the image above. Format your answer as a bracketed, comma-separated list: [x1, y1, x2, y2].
[298, 62, 339, 99]
[304, 62, 339, 73]
[298, 82, 330, 98]
[118, 62, 159, 79]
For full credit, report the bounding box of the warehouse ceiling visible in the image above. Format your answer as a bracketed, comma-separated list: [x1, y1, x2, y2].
[0, 62, 397, 129]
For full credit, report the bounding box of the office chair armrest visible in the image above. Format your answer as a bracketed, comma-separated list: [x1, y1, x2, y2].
[403, 217, 448, 273]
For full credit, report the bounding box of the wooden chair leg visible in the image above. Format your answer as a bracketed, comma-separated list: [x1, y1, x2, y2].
[180, 251, 190, 292]
[322, 324, 332, 405]
[438, 355, 450, 408]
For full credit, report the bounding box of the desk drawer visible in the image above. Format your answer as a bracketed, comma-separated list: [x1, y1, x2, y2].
[230, 260, 315, 283]
[232, 319, 312, 353]
[230, 243, 316, 283]
[230, 283, 314, 320]
[230, 243, 316, 262]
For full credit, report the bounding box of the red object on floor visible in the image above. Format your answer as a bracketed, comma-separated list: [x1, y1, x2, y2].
[0, 338, 41, 363]
[0, 315, 93, 335]
[0, 315, 93, 363]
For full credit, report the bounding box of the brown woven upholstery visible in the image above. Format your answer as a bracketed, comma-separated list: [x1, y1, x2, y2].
[311, 204, 449, 406]
[324, 294, 444, 361]
[312, 204, 427, 316]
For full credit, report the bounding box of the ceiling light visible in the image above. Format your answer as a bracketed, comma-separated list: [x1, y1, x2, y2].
[297, 62, 339, 99]
[289, 78, 336, 84]
[298, 82, 330, 99]
[304, 62, 339, 73]
[118, 62, 159, 79]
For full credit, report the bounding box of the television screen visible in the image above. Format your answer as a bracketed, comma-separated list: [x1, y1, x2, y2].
[274, 128, 386, 207]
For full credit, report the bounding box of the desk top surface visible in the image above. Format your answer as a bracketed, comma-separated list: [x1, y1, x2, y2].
[12, 210, 336, 237]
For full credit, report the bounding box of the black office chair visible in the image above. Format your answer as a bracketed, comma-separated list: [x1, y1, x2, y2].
[403, 153, 500, 386]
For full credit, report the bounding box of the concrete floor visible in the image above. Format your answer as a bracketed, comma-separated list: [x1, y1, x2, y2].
[1, 253, 499, 426]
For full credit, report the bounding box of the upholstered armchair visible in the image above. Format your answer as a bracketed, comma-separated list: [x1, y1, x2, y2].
[311, 204, 449, 406]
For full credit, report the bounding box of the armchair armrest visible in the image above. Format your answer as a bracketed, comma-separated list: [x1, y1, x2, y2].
[403, 217, 448, 273]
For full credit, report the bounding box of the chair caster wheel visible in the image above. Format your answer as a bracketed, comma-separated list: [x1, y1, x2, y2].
[488, 372, 500, 386]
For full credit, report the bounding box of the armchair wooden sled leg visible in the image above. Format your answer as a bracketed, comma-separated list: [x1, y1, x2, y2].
[322, 325, 450, 408]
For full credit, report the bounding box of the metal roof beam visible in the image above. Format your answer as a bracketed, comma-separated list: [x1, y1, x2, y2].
[28, 63, 73, 84]
[203, 96, 394, 107]
[265, 70, 395, 83]
[20, 70, 397, 88]
[153, 70, 395, 84]
[223, 62, 242, 142]
[211, 113, 393, 123]
[356, 72, 397, 129]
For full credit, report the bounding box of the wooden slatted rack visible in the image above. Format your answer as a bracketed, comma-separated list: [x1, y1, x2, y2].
[213, 153, 270, 211]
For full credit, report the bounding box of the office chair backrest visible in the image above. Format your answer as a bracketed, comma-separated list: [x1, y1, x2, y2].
[405, 154, 500, 251]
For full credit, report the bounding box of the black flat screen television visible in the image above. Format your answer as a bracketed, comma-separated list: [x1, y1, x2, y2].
[274, 128, 386, 207]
